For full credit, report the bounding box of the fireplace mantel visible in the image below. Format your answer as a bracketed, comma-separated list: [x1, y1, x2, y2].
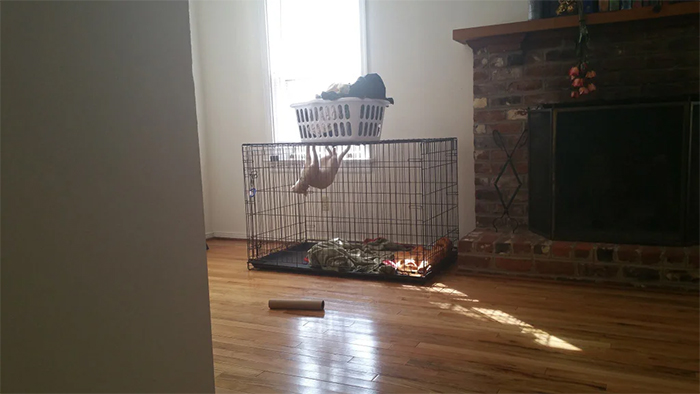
[453, 1, 699, 49]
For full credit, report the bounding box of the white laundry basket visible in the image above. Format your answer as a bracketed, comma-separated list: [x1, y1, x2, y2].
[291, 97, 390, 143]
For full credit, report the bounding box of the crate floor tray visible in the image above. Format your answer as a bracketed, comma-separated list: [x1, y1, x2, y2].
[248, 242, 455, 283]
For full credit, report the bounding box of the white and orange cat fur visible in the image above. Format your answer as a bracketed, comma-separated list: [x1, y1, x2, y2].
[291, 145, 351, 195]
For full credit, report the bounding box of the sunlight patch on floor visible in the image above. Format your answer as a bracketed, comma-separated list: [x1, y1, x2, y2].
[402, 282, 481, 302]
[473, 307, 581, 351]
[403, 283, 582, 351]
[429, 302, 491, 321]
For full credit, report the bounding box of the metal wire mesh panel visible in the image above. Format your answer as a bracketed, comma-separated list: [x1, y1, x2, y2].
[242, 138, 458, 280]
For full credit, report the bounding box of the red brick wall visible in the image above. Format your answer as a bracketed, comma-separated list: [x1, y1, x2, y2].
[472, 15, 700, 228]
[458, 229, 700, 291]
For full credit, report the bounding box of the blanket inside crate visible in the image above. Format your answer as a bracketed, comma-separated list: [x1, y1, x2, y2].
[307, 237, 452, 275]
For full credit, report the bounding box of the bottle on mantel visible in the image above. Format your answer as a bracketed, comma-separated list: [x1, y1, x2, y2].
[620, 0, 632, 9]
[545, 0, 561, 18]
[599, 0, 609, 11]
[610, 0, 620, 10]
[632, 0, 642, 8]
[528, 0, 559, 19]
[528, 0, 544, 19]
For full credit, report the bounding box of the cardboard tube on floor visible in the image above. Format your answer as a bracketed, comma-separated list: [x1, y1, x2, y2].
[268, 299, 325, 310]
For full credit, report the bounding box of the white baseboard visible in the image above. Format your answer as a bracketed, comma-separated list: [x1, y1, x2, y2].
[211, 231, 247, 239]
[205, 232, 215, 239]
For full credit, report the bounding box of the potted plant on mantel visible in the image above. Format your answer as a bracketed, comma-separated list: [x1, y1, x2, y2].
[528, 0, 598, 98]
[565, 0, 597, 98]
[528, 0, 593, 19]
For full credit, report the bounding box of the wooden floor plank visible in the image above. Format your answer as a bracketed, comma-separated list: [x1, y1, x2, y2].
[207, 239, 700, 393]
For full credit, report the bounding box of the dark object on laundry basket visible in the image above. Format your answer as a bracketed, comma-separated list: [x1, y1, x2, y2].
[321, 73, 394, 104]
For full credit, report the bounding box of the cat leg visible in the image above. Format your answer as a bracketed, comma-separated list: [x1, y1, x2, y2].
[311, 145, 319, 167]
[305, 145, 312, 166]
[337, 145, 352, 163]
[292, 145, 313, 195]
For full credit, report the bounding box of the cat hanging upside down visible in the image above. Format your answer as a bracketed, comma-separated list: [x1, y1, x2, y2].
[291, 145, 351, 195]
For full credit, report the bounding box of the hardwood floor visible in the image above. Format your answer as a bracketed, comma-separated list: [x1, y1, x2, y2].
[207, 239, 699, 393]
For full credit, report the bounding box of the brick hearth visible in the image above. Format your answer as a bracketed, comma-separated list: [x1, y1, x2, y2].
[459, 12, 699, 290]
[458, 230, 699, 291]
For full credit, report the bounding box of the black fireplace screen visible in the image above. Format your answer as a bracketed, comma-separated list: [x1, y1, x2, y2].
[529, 100, 699, 246]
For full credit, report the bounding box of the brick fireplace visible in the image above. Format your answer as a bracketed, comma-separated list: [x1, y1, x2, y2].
[455, 6, 699, 290]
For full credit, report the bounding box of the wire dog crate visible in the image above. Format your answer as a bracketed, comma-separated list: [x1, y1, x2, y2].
[242, 138, 459, 281]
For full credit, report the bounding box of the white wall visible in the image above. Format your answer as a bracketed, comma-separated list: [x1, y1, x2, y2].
[193, 0, 271, 239]
[190, 2, 213, 236]
[366, 0, 527, 236]
[1, 1, 215, 392]
[194, 0, 527, 239]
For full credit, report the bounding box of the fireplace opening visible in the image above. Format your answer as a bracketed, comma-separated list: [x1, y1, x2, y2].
[529, 99, 699, 246]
